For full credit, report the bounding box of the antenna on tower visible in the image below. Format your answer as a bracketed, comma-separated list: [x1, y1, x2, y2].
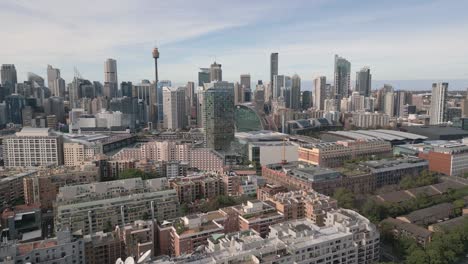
[73, 66, 82, 79]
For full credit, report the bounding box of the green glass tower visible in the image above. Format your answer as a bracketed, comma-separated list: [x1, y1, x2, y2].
[203, 81, 235, 151]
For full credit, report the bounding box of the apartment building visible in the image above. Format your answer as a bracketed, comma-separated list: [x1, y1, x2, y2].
[83, 231, 125, 264]
[54, 178, 179, 234]
[0, 231, 85, 264]
[169, 174, 224, 204]
[23, 165, 99, 211]
[63, 142, 101, 166]
[170, 211, 226, 256]
[229, 200, 284, 238]
[3, 128, 64, 167]
[261, 190, 338, 226]
[0, 170, 37, 211]
[155, 209, 379, 264]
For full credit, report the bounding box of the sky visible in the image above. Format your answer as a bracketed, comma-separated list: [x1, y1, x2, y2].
[1, 0, 468, 90]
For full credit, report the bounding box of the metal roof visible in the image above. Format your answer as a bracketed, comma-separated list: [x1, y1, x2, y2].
[376, 129, 428, 140]
[353, 130, 405, 141]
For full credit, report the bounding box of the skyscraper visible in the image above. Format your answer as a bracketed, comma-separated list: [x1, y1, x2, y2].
[290, 74, 301, 110]
[355, 67, 371, 97]
[47, 65, 61, 96]
[6, 94, 26, 124]
[1, 64, 18, 87]
[198, 68, 210, 87]
[104, 58, 118, 98]
[150, 48, 160, 127]
[430, 82, 448, 125]
[270, 53, 278, 87]
[314, 76, 326, 110]
[384, 92, 395, 117]
[273, 75, 285, 99]
[334, 55, 351, 99]
[240, 74, 251, 89]
[210, 62, 222, 82]
[203, 81, 235, 151]
[301, 91, 312, 110]
[120, 81, 133, 97]
[163, 87, 187, 130]
[44, 97, 65, 123]
[394, 91, 412, 117]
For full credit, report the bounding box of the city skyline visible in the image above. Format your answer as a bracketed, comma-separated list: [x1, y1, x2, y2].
[1, 0, 468, 89]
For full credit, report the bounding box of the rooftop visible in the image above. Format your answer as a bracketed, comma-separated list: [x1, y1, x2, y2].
[382, 218, 432, 238]
[399, 203, 454, 223]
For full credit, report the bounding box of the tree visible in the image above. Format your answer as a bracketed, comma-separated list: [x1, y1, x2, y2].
[118, 168, 151, 180]
[406, 249, 429, 264]
[361, 199, 387, 223]
[333, 188, 355, 209]
[453, 199, 465, 216]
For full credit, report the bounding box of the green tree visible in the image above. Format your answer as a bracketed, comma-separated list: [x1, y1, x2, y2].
[405, 249, 429, 264]
[118, 168, 151, 180]
[333, 188, 355, 209]
[453, 199, 465, 216]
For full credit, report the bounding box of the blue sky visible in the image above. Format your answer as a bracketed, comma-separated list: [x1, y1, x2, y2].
[1, 0, 468, 90]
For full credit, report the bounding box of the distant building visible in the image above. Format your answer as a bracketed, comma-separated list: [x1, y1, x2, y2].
[209, 61, 222, 82]
[355, 67, 371, 97]
[162, 87, 187, 130]
[197, 68, 210, 87]
[103, 58, 118, 99]
[301, 90, 312, 110]
[270, 53, 278, 88]
[1, 64, 17, 88]
[429, 82, 448, 125]
[314, 76, 326, 110]
[334, 54, 351, 99]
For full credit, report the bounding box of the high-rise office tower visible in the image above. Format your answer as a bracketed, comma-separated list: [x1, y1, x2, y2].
[301, 91, 312, 110]
[210, 62, 222, 82]
[290, 74, 301, 110]
[103, 59, 118, 98]
[254, 85, 265, 112]
[163, 87, 187, 130]
[44, 96, 65, 123]
[394, 91, 412, 117]
[334, 55, 351, 99]
[234, 82, 244, 104]
[384, 92, 395, 117]
[270, 53, 278, 87]
[120, 81, 133, 97]
[158, 80, 171, 124]
[273, 75, 285, 99]
[53, 78, 65, 98]
[1, 64, 18, 88]
[47, 65, 61, 96]
[150, 48, 160, 127]
[314, 76, 326, 110]
[430, 82, 448, 125]
[240, 74, 251, 90]
[198, 68, 210, 87]
[185, 81, 196, 119]
[6, 94, 26, 124]
[355, 67, 371, 97]
[203, 81, 235, 151]
[27, 72, 45, 87]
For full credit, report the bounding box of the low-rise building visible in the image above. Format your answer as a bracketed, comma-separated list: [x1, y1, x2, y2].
[397, 203, 455, 226]
[262, 161, 374, 196]
[1, 204, 42, 241]
[117, 220, 154, 259]
[299, 139, 392, 168]
[381, 218, 432, 247]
